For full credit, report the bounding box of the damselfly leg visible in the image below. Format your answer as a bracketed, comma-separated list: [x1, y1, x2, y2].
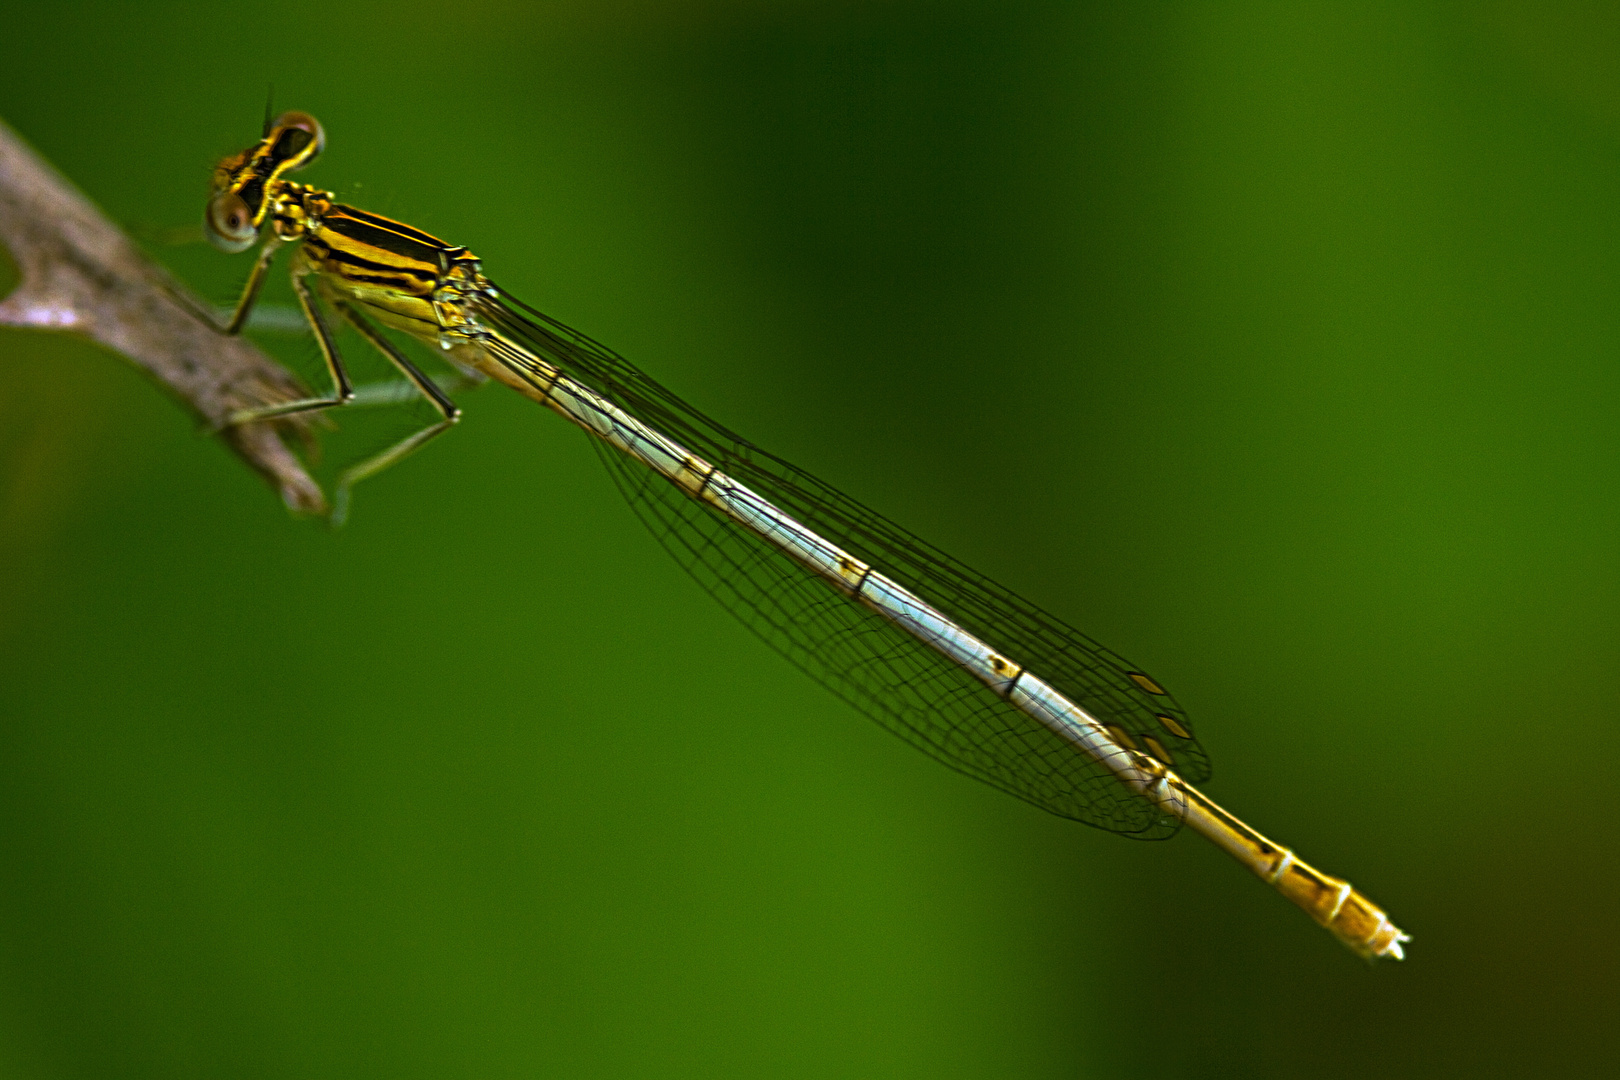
[212, 215, 464, 524]
[323, 297, 462, 525]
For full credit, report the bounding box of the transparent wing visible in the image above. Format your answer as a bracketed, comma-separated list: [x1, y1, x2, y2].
[476, 287, 1210, 837]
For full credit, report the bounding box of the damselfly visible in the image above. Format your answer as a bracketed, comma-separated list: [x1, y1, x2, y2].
[205, 111, 1408, 961]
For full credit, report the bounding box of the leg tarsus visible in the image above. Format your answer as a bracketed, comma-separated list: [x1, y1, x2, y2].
[328, 416, 459, 528]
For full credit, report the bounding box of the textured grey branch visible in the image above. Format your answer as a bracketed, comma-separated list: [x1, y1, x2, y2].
[0, 117, 325, 514]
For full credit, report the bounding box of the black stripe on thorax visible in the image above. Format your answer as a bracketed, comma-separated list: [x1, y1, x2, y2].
[325, 205, 453, 261]
[304, 232, 437, 277]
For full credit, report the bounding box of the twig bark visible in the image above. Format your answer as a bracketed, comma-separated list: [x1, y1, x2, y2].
[0, 117, 325, 514]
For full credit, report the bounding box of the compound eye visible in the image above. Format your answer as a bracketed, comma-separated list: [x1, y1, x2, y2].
[204, 191, 258, 253]
[268, 111, 325, 170]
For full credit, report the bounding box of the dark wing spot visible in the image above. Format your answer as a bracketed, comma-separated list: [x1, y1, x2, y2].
[1127, 672, 1167, 695]
[1156, 713, 1192, 739]
[1106, 725, 1139, 752]
[1142, 735, 1174, 766]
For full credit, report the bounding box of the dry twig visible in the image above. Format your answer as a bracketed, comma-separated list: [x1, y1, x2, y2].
[0, 117, 325, 514]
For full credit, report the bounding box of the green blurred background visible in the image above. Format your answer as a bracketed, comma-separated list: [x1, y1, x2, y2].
[1, 1, 1616, 1076]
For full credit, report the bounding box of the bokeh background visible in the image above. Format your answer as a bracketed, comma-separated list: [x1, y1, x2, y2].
[1, 2, 1616, 1077]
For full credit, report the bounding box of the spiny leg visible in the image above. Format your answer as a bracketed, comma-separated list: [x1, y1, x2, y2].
[326, 300, 462, 527]
[219, 238, 283, 335]
[225, 268, 355, 425]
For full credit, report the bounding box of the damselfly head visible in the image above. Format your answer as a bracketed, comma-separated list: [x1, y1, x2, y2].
[204, 111, 326, 253]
